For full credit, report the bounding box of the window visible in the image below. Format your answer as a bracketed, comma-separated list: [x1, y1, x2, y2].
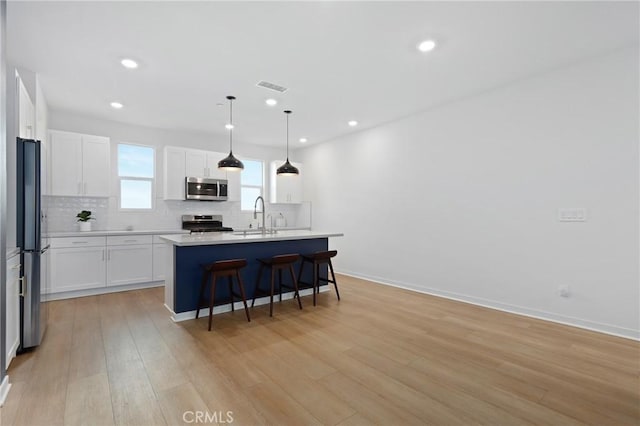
[241, 159, 264, 211]
[118, 144, 155, 209]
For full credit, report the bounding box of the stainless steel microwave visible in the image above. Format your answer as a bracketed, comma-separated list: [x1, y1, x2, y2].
[185, 177, 228, 201]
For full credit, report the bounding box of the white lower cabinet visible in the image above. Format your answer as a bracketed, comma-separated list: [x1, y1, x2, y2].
[6, 253, 21, 369]
[49, 236, 106, 293]
[48, 233, 168, 296]
[152, 243, 166, 281]
[50, 246, 106, 292]
[106, 245, 153, 286]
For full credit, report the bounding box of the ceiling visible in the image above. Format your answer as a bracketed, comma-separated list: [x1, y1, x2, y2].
[7, 1, 639, 149]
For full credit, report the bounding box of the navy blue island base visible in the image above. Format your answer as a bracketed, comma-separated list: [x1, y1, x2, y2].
[172, 238, 329, 315]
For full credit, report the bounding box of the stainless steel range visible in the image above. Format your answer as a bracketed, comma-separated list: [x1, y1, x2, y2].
[181, 215, 233, 234]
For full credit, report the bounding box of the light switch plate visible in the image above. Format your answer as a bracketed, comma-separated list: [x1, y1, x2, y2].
[558, 208, 587, 222]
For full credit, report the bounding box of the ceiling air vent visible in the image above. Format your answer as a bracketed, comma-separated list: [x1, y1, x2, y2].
[256, 80, 288, 93]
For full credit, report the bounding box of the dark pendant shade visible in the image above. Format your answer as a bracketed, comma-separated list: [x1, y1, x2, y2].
[276, 159, 299, 176]
[218, 95, 243, 171]
[218, 152, 244, 170]
[276, 110, 299, 176]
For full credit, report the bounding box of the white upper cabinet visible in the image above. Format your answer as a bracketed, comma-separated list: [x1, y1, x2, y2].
[50, 130, 110, 197]
[205, 152, 228, 180]
[81, 135, 110, 196]
[164, 146, 186, 200]
[270, 160, 303, 204]
[164, 146, 239, 200]
[185, 149, 207, 177]
[50, 131, 82, 196]
[18, 79, 35, 139]
[185, 149, 228, 179]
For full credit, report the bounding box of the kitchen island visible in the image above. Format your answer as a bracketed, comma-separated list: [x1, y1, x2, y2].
[159, 230, 343, 321]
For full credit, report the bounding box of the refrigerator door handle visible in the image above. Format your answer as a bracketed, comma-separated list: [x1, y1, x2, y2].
[19, 276, 26, 297]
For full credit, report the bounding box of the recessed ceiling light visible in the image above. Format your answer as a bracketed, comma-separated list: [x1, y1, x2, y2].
[120, 58, 138, 69]
[225, 123, 234, 130]
[299, 138, 307, 143]
[110, 102, 123, 109]
[348, 120, 358, 127]
[417, 39, 436, 53]
[265, 98, 278, 106]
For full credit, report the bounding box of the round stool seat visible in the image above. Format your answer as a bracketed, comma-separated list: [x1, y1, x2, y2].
[302, 250, 337, 261]
[206, 258, 248, 271]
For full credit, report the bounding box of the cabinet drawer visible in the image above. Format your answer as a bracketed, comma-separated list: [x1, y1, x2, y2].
[107, 235, 153, 246]
[50, 236, 106, 249]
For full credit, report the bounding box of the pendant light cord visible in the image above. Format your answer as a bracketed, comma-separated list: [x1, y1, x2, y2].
[229, 97, 233, 154]
[286, 112, 290, 161]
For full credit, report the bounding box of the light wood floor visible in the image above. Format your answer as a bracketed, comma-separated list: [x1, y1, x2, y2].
[1, 274, 638, 426]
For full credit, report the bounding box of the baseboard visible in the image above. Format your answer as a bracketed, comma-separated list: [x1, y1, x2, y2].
[338, 270, 640, 341]
[42, 281, 164, 301]
[170, 287, 328, 322]
[0, 375, 12, 407]
[5, 339, 19, 370]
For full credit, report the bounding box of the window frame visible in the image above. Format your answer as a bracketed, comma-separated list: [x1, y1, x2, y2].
[240, 158, 265, 212]
[117, 142, 156, 211]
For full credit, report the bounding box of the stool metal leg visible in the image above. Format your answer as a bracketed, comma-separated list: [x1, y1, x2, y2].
[208, 273, 217, 331]
[296, 260, 305, 300]
[329, 259, 340, 300]
[313, 262, 318, 306]
[290, 264, 303, 310]
[251, 263, 264, 307]
[228, 276, 235, 312]
[196, 269, 209, 320]
[236, 270, 251, 322]
[269, 267, 275, 317]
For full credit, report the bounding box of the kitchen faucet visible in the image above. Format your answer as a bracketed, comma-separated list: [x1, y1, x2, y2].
[254, 196, 266, 234]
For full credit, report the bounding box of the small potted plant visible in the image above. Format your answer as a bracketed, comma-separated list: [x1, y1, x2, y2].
[76, 210, 94, 231]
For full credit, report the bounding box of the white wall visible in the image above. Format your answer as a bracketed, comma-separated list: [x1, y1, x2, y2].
[47, 111, 309, 231]
[299, 47, 639, 339]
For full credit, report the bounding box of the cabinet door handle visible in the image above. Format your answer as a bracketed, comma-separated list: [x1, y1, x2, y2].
[72, 241, 88, 244]
[84, 182, 87, 195]
[123, 239, 138, 243]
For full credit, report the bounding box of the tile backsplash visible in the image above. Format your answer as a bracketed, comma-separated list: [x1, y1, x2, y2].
[44, 196, 311, 232]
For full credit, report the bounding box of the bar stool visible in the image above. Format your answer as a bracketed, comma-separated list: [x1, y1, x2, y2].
[298, 250, 340, 306]
[196, 259, 251, 331]
[251, 254, 303, 317]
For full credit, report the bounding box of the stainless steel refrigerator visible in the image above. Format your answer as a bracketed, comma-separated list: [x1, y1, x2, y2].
[16, 137, 48, 350]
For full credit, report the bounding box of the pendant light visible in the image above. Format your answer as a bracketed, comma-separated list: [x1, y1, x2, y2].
[218, 95, 244, 171]
[276, 110, 299, 176]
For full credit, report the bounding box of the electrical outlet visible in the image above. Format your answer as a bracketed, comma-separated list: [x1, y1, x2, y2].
[558, 285, 570, 297]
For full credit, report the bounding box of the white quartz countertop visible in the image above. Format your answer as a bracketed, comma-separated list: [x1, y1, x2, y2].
[159, 230, 344, 247]
[47, 229, 188, 238]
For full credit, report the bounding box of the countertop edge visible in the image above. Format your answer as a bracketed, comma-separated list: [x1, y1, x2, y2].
[46, 230, 189, 238]
[159, 231, 344, 247]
